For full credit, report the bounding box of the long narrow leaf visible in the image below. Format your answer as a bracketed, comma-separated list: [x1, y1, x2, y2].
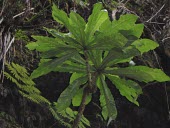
[107, 75, 142, 106]
[105, 66, 170, 83]
[69, 11, 86, 44]
[97, 75, 117, 122]
[54, 64, 86, 73]
[52, 4, 69, 27]
[56, 75, 87, 112]
[85, 3, 108, 43]
[31, 51, 77, 78]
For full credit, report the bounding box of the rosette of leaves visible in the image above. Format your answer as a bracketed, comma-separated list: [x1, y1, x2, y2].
[26, 3, 170, 127]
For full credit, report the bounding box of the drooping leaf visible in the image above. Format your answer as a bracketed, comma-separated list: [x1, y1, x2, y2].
[105, 66, 170, 83]
[56, 75, 87, 112]
[97, 75, 117, 121]
[72, 88, 92, 106]
[107, 75, 142, 106]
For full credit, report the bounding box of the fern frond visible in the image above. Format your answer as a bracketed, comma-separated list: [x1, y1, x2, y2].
[19, 91, 51, 105]
[4, 62, 82, 128]
[19, 91, 40, 104]
[5, 63, 35, 86]
[4, 72, 22, 88]
[48, 106, 72, 128]
[29, 94, 51, 105]
[20, 86, 41, 94]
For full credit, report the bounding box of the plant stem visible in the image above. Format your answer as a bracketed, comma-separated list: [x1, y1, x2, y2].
[72, 50, 92, 128]
[72, 88, 89, 128]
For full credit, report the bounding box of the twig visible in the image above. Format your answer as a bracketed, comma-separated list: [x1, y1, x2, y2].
[6, 37, 14, 53]
[146, 4, 165, 22]
[153, 50, 170, 120]
[146, 21, 165, 24]
[162, 37, 170, 42]
[13, 8, 34, 19]
[0, 0, 8, 16]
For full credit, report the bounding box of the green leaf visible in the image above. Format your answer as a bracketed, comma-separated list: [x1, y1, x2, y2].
[44, 27, 82, 48]
[97, 75, 117, 121]
[40, 46, 77, 58]
[132, 39, 159, 53]
[43, 27, 63, 37]
[52, 4, 86, 44]
[69, 73, 86, 84]
[70, 54, 86, 65]
[112, 14, 138, 32]
[56, 75, 87, 112]
[26, 36, 61, 52]
[88, 50, 103, 68]
[107, 46, 140, 66]
[52, 4, 69, 27]
[85, 3, 109, 43]
[105, 66, 170, 83]
[131, 24, 144, 38]
[90, 31, 127, 50]
[100, 38, 159, 67]
[72, 88, 92, 106]
[100, 46, 141, 68]
[119, 24, 144, 39]
[81, 116, 91, 127]
[107, 75, 142, 106]
[31, 51, 77, 78]
[65, 107, 75, 118]
[54, 63, 86, 73]
[100, 48, 124, 69]
[69, 11, 86, 43]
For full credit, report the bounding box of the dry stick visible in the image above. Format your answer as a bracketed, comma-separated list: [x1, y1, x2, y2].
[146, 4, 165, 22]
[13, 8, 34, 19]
[72, 50, 92, 128]
[153, 50, 170, 120]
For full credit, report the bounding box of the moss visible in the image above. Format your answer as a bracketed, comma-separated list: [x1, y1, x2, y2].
[15, 30, 29, 42]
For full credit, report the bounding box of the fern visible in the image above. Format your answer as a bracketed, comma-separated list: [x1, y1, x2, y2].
[49, 106, 72, 128]
[4, 62, 90, 128]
